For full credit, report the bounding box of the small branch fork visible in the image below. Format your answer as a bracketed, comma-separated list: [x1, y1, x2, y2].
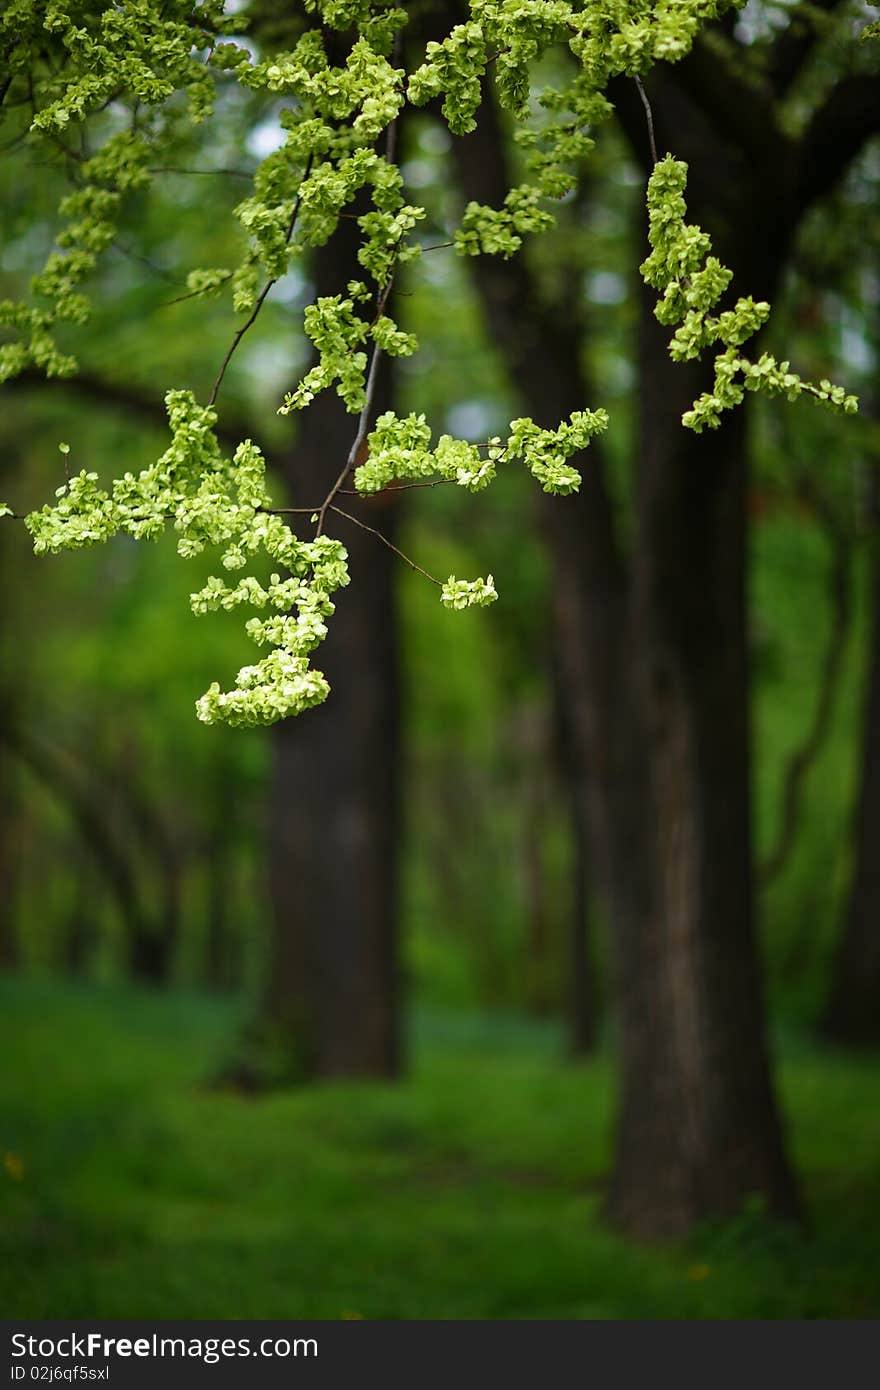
[330, 505, 441, 585]
[12, 27, 447, 591]
[313, 49, 404, 540]
[313, 273, 395, 538]
[260, 502, 441, 587]
[208, 154, 314, 408]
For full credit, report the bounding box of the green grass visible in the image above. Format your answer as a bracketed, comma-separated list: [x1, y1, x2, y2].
[0, 977, 878, 1319]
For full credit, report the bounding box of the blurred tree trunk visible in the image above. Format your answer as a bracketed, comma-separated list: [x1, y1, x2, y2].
[2, 727, 157, 980]
[205, 828, 234, 991]
[0, 739, 19, 970]
[553, 677, 596, 1053]
[824, 522, 880, 1046]
[450, 104, 615, 1061]
[122, 767, 181, 986]
[522, 747, 553, 1017]
[66, 863, 93, 975]
[260, 220, 401, 1080]
[565, 779, 597, 1057]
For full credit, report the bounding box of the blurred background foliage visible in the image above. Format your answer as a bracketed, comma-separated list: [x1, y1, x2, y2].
[0, 0, 878, 1318]
[2, 111, 875, 1021]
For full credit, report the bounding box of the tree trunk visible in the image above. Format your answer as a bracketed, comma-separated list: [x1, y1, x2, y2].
[450, 99, 622, 1061]
[605, 284, 799, 1235]
[824, 537, 880, 1045]
[454, 71, 801, 1233]
[205, 832, 234, 991]
[553, 672, 596, 1054]
[2, 727, 158, 982]
[260, 223, 401, 1081]
[0, 736, 19, 970]
[566, 778, 597, 1056]
[66, 861, 93, 975]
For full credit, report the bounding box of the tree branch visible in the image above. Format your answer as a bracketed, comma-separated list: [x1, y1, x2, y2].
[313, 71, 401, 538]
[329, 505, 442, 585]
[638, 35, 782, 170]
[448, 84, 625, 599]
[634, 76, 658, 166]
[314, 280, 392, 538]
[794, 74, 880, 220]
[1, 724, 152, 944]
[208, 155, 312, 409]
[11, 366, 282, 468]
[767, 0, 849, 98]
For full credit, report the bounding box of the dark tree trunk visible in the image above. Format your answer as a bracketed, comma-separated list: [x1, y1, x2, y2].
[129, 920, 173, 985]
[454, 68, 802, 1233]
[260, 222, 401, 1080]
[599, 76, 802, 1236]
[0, 737, 19, 971]
[605, 283, 799, 1235]
[450, 99, 621, 1062]
[66, 865, 93, 975]
[205, 833, 234, 991]
[824, 538, 880, 1046]
[203, 748, 246, 991]
[566, 778, 597, 1056]
[521, 726, 554, 1018]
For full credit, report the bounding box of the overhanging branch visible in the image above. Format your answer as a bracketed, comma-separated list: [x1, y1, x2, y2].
[794, 73, 880, 219]
[10, 366, 282, 468]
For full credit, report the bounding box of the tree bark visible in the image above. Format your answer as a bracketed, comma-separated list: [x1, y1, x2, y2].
[599, 73, 804, 1236]
[605, 282, 799, 1234]
[260, 222, 401, 1080]
[454, 64, 804, 1233]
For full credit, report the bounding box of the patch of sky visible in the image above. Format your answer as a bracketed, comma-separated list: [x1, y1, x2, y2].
[444, 400, 494, 440]
[585, 270, 626, 305]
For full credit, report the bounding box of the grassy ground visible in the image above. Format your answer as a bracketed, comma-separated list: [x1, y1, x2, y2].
[1, 977, 878, 1319]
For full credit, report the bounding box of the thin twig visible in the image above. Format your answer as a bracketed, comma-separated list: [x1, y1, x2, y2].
[259, 506, 320, 515]
[149, 165, 253, 179]
[329, 505, 442, 586]
[161, 271, 234, 309]
[338, 477, 453, 495]
[313, 113, 399, 536]
[635, 76, 658, 167]
[111, 239, 180, 285]
[208, 154, 313, 408]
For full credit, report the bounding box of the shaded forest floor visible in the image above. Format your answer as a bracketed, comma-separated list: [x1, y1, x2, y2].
[1, 977, 878, 1319]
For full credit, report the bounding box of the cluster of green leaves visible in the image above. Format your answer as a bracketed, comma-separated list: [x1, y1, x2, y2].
[408, 0, 731, 258]
[0, 0, 856, 724]
[353, 406, 607, 500]
[643, 157, 859, 432]
[25, 391, 349, 725]
[0, 0, 235, 382]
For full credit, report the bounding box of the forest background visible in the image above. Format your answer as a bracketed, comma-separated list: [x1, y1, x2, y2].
[0, 0, 878, 1319]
